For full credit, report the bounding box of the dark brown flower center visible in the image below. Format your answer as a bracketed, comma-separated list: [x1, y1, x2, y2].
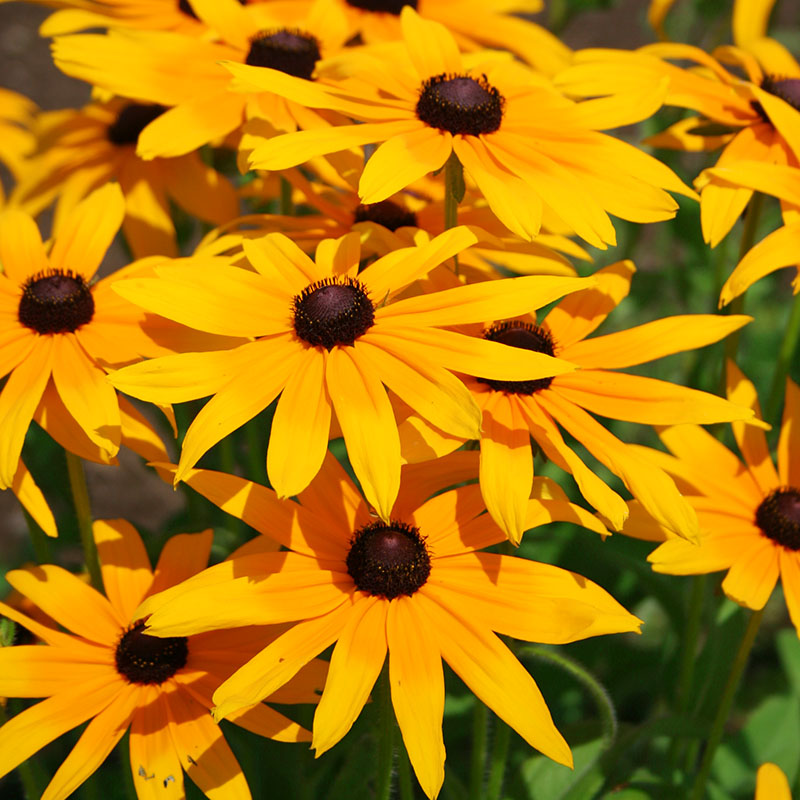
[477, 321, 557, 394]
[345, 0, 415, 12]
[245, 29, 321, 80]
[346, 520, 431, 599]
[416, 73, 504, 136]
[293, 277, 375, 349]
[761, 75, 800, 113]
[115, 620, 189, 685]
[755, 487, 800, 550]
[18, 270, 95, 335]
[353, 200, 418, 232]
[107, 103, 167, 146]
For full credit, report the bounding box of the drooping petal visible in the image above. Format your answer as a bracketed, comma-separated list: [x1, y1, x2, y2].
[313, 596, 387, 756]
[416, 591, 573, 767]
[8, 564, 125, 644]
[388, 596, 446, 800]
[267, 347, 331, 500]
[94, 519, 153, 622]
[11, 460, 57, 537]
[213, 600, 355, 721]
[327, 346, 401, 521]
[41, 682, 140, 800]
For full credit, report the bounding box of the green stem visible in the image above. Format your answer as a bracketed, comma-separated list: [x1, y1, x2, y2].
[375, 664, 395, 800]
[723, 192, 764, 368]
[688, 607, 764, 800]
[244, 419, 266, 483]
[668, 575, 708, 769]
[486, 719, 511, 800]
[468, 701, 489, 800]
[280, 176, 294, 216]
[65, 451, 102, 591]
[766, 290, 800, 423]
[521, 646, 617, 749]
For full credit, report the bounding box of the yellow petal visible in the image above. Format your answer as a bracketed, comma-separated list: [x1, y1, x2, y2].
[779, 379, 800, 486]
[149, 530, 214, 597]
[0, 207, 49, 283]
[400, 6, 462, 80]
[721, 538, 780, 609]
[755, 762, 792, 800]
[11, 460, 57, 538]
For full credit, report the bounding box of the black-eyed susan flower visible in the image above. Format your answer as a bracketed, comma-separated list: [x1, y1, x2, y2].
[12, 98, 239, 258]
[224, 7, 693, 244]
[399, 261, 757, 544]
[51, 0, 355, 159]
[109, 227, 590, 521]
[622, 363, 800, 635]
[556, 33, 800, 247]
[137, 451, 639, 799]
[696, 161, 800, 305]
[0, 182, 237, 488]
[0, 519, 326, 800]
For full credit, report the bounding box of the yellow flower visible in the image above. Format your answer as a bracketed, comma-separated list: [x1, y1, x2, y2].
[0, 183, 229, 488]
[400, 261, 757, 544]
[755, 763, 791, 800]
[623, 363, 800, 633]
[12, 99, 239, 258]
[0, 88, 36, 195]
[0, 519, 326, 800]
[52, 0, 356, 159]
[556, 35, 800, 247]
[138, 452, 639, 799]
[109, 227, 589, 520]
[696, 161, 800, 305]
[225, 7, 693, 244]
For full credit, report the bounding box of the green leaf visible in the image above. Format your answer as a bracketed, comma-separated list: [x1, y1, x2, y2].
[519, 739, 604, 800]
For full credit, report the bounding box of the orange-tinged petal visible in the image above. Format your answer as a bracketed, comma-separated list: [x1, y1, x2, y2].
[244, 232, 327, 290]
[727, 361, 779, 494]
[313, 596, 387, 755]
[412, 483, 487, 549]
[268, 347, 331, 499]
[721, 538, 780, 609]
[0, 337, 53, 487]
[0, 646, 114, 698]
[8, 564, 125, 644]
[755, 762, 792, 800]
[649, 531, 751, 575]
[315, 232, 362, 279]
[388, 596, 446, 800]
[0, 208, 49, 283]
[400, 6, 461, 79]
[554, 369, 756, 425]
[94, 519, 153, 622]
[354, 338, 481, 439]
[48, 183, 124, 281]
[51, 333, 120, 456]
[327, 346, 401, 521]
[750, 86, 800, 163]
[0, 675, 123, 781]
[118, 159, 176, 258]
[0, 600, 88, 650]
[11, 459, 57, 537]
[165, 685, 252, 800]
[149, 530, 214, 598]
[779, 379, 800, 486]
[733, 0, 776, 44]
[176, 337, 304, 482]
[0, 324, 37, 382]
[380, 274, 594, 328]
[41, 682, 140, 800]
[720, 221, 800, 306]
[189, 0, 255, 50]
[779, 550, 800, 639]
[416, 591, 573, 767]
[562, 314, 752, 368]
[395, 450, 480, 517]
[129, 687, 184, 800]
[480, 392, 532, 545]
[543, 260, 634, 348]
[428, 552, 640, 642]
[359, 127, 451, 204]
[213, 599, 355, 721]
[223, 701, 311, 744]
[118, 396, 171, 465]
[110, 341, 268, 405]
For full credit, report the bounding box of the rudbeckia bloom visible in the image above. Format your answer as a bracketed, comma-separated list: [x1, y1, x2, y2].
[622, 363, 800, 636]
[109, 226, 590, 520]
[226, 7, 693, 244]
[51, 0, 356, 160]
[12, 98, 239, 258]
[0, 519, 326, 800]
[399, 261, 756, 543]
[556, 32, 800, 246]
[696, 161, 800, 305]
[137, 452, 640, 799]
[0, 182, 231, 488]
